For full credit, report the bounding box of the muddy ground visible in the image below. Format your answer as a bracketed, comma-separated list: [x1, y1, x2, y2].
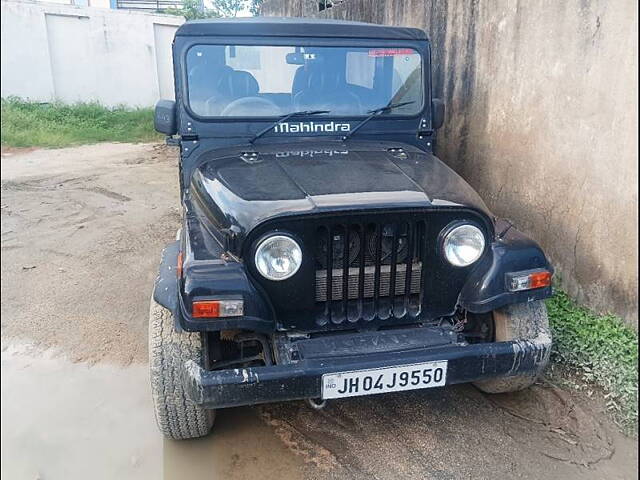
[1, 143, 637, 479]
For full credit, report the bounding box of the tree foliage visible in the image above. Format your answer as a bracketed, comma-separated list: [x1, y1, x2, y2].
[165, 0, 260, 19]
[210, 0, 247, 17]
[164, 0, 213, 20]
[248, 0, 263, 15]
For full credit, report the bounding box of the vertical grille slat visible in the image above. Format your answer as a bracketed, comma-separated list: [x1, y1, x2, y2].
[388, 224, 399, 303]
[404, 221, 415, 314]
[358, 223, 366, 320]
[373, 224, 383, 316]
[341, 225, 349, 323]
[413, 220, 427, 317]
[315, 219, 425, 325]
[325, 226, 333, 323]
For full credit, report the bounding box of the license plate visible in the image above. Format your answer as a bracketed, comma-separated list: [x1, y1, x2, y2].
[321, 361, 448, 400]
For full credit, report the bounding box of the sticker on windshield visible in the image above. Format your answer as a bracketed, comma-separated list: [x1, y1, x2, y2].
[368, 48, 416, 57]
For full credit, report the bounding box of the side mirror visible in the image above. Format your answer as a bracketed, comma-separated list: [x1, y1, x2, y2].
[154, 99, 177, 135]
[431, 98, 445, 130]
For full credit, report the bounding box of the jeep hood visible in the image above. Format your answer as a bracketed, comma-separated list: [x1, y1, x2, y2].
[190, 142, 492, 237]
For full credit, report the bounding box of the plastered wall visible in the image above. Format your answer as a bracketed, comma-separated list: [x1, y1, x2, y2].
[1, 0, 184, 107]
[263, 0, 639, 327]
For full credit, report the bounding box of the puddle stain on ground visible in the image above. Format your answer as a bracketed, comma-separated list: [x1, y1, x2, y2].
[2, 343, 636, 480]
[1, 344, 162, 480]
[1, 343, 309, 480]
[163, 407, 307, 480]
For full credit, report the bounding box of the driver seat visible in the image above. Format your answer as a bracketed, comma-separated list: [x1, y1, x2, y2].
[228, 70, 260, 98]
[205, 70, 260, 115]
[188, 64, 232, 115]
[293, 70, 362, 115]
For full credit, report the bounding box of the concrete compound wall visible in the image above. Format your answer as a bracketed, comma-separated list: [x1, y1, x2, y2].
[262, 0, 639, 327]
[0, 0, 184, 107]
[41, 0, 112, 7]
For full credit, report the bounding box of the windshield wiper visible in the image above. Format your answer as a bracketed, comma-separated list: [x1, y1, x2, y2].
[341, 101, 416, 141]
[249, 110, 331, 144]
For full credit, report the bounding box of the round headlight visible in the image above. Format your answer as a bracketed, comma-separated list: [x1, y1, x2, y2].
[442, 224, 485, 267]
[254, 235, 302, 281]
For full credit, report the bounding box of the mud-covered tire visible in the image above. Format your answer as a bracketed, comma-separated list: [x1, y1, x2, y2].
[149, 298, 214, 439]
[473, 300, 551, 394]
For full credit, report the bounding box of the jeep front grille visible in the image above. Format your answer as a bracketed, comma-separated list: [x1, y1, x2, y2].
[314, 221, 426, 325]
[315, 264, 422, 301]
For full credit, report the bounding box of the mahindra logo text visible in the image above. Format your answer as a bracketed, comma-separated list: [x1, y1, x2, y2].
[273, 121, 351, 134]
[275, 149, 349, 158]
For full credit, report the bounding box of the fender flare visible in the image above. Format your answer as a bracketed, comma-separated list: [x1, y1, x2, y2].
[458, 223, 554, 313]
[153, 241, 180, 319]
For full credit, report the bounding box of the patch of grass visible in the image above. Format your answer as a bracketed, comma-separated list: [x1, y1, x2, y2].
[546, 289, 638, 435]
[1, 97, 162, 148]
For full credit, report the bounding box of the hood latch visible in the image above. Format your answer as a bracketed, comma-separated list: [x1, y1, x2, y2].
[240, 151, 261, 164]
[387, 147, 408, 160]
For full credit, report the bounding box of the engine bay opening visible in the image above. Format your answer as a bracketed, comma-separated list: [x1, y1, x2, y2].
[204, 330, 274, 370]
[446, 310, 495, 344]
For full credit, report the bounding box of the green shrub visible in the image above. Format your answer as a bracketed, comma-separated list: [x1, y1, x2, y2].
[547, 290, 638, 434]
[1, 97, 161, 148]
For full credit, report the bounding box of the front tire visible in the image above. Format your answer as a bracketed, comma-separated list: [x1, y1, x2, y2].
[473, 300, 551, 394]
[149, 298, 214, 439]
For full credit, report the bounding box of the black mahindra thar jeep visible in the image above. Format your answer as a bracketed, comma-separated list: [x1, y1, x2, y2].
[150, 18, 553, 440]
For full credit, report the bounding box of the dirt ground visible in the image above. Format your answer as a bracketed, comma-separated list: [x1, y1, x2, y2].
[1, 143, 637, 479]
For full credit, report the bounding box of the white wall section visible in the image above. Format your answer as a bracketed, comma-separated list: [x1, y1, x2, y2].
[153, 23, 178, 100]
[0, 0, 184, 107]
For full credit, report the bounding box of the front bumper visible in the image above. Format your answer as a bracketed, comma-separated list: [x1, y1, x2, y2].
[182, 327, 551, 409]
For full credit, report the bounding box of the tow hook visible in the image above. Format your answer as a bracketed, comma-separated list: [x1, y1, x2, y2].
[306, 398, 327, 410]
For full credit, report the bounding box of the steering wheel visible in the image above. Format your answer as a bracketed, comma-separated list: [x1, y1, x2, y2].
[221, 97, 282, 116]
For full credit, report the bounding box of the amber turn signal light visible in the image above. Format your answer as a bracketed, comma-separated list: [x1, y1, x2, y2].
[176, 251, 183, 278]
[192, 299, 244, 318]
[506, 269, 552, 292]
[528, 271, 553, 289]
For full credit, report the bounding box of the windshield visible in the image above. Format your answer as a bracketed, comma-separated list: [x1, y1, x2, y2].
[186, 45, 423, 117]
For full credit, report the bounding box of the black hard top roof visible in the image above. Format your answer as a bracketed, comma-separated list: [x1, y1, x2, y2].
[176, 17, 427, 41]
